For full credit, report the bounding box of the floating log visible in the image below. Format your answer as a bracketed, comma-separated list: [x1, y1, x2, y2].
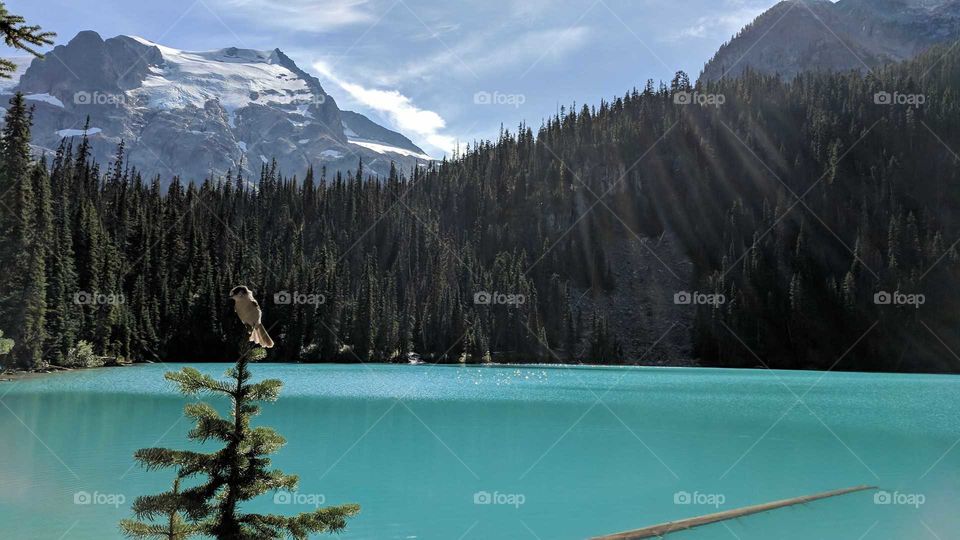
[592, 485, 877, 540]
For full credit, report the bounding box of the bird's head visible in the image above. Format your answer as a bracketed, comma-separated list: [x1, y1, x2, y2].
[229, 285, 252, 301]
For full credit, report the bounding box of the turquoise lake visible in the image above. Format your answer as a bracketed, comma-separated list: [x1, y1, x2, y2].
[1, 363, 958, 539]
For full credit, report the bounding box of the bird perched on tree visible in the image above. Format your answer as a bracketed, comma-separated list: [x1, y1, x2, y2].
[229, 285, 274, 348]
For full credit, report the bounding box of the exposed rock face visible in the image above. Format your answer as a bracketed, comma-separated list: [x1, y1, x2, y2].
[700, 0, 960, 82]
[6, 31, 431, 185]
[571, 233, 697, 366]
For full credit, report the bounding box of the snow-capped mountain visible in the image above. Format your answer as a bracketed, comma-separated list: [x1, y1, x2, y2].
[5, 31, 431, 184]
[700, 0, 960, 82]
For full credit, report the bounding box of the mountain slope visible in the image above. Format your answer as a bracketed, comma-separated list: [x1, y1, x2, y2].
[5, 31, 431, 184]
[700, 0, 960, 82]
[340, 110, 431, 159]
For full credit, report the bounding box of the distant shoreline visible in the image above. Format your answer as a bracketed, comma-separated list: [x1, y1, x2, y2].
[0, 358, 693, 382]
[0, 367, 73, 382]
[0, 362, 134, 382]
[3, 359, 958, 380]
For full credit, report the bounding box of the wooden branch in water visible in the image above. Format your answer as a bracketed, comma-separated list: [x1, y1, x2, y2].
[591, 485, 877, 540]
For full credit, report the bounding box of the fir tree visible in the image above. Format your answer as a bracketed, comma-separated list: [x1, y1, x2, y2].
[120, 478, 202, 540]
[125, 355, 359, 539]
[0, 2, 54, 77]
[0, 94, 46, 368]
[18, 159, 51, 367]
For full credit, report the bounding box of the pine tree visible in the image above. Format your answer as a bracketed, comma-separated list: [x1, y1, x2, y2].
[0, 94, 45, 368]
[587, 312, 623, 364]
[0, 2, 54, 77]
[18, 160, 51, 367]
[120, 478, 202, 540]
[125, 355, 359, 539]
[0, 92, 32, 260]
[46, 142, 81, 364]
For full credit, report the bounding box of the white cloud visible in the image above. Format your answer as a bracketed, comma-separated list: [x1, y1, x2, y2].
[672, 3, 766, 41]
[308, 24, 591, 155]
[313, 60, 457, 155]
[215, 0, 375, 32]
[374, 26, 592, 85]
[508, 0, 555, 18]
[409, 22, 462, 41]
[496, 26, 593, 71]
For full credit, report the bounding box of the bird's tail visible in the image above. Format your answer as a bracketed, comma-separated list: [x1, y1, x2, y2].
[250, 323, 274, 348]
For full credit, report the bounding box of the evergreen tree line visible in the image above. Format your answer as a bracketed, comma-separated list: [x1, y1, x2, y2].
[2, 46, 960, 372]
[0, 1, 49, 367]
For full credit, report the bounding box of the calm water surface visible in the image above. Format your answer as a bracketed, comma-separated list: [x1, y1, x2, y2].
[1, 363, 958, 539]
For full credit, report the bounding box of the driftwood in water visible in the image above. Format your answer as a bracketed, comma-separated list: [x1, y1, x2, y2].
[592, 485, 876, 540]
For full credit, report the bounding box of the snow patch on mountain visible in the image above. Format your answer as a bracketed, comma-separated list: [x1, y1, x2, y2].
[57, 127, 102, 137]
[126, 36, 316, 113]
[26, 93, 64, 107]
[5, 31, 432, 184]
[339, 110, 431, 159]
[349, 139, 432, 160]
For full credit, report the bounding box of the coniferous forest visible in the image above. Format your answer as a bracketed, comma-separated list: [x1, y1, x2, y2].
[1, 46, 960, 373]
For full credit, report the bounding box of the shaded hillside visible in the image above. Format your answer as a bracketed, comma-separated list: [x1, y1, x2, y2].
[701, 0, 960, 82]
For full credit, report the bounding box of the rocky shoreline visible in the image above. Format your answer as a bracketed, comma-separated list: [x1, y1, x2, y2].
[0, 361, 134, 382]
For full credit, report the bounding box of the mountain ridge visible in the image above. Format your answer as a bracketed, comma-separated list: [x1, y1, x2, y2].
[4, 30, 430, 184]
[700, 0, 960, 82]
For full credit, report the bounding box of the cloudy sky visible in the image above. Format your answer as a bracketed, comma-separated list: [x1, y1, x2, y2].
[4, 0, 774, 156]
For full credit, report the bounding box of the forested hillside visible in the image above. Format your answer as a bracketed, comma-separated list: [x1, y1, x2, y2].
[1, 46, 959, 373]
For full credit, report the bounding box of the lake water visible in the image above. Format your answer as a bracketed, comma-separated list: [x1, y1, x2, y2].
[1, 363, 958, 539]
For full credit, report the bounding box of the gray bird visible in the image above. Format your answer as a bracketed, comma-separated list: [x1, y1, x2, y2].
[229, 285, 274, 348]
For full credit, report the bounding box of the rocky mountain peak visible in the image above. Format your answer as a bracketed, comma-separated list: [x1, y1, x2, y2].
[4, 31, 431, 185]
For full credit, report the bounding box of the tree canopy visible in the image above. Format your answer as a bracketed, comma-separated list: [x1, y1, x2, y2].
[1, 45, 959, 372]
